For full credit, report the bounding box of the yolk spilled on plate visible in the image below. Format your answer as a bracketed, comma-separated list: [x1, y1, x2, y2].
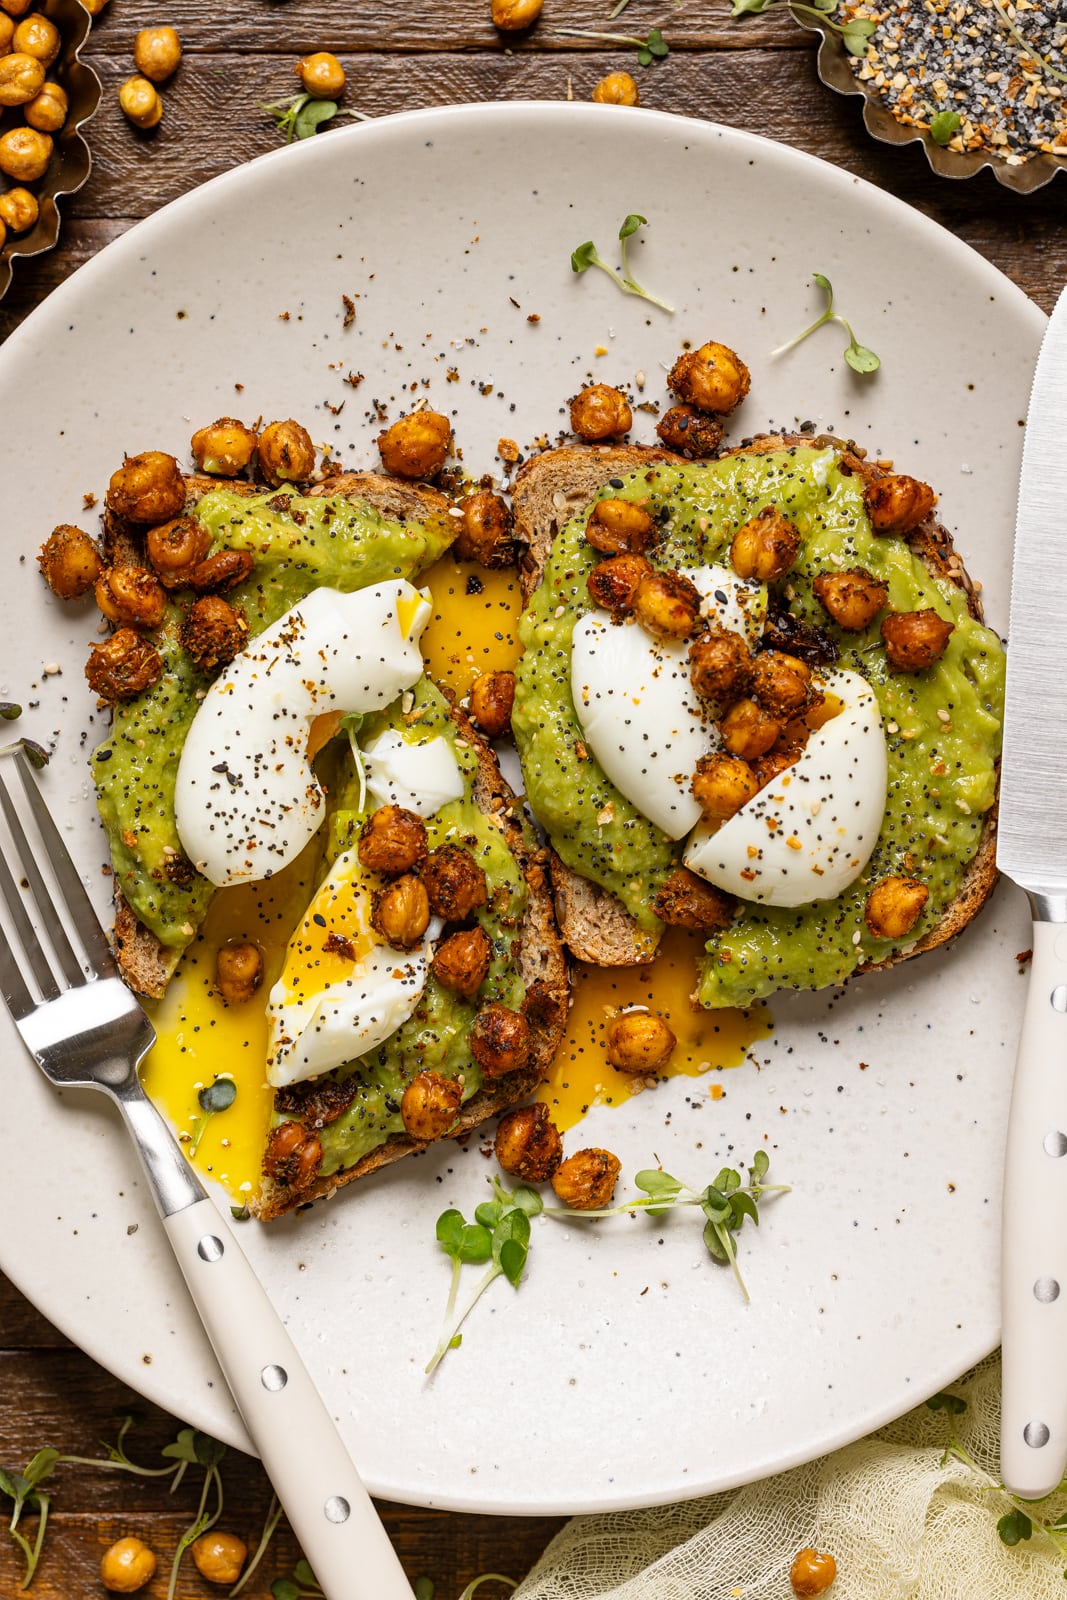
[140, 555, 772, 1200]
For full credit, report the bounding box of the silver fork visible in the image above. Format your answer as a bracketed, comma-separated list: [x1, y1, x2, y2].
[0, 749, 414, 1600]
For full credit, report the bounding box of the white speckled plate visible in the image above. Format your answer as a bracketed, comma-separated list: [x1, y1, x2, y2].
[0, 104, 1041, 1515]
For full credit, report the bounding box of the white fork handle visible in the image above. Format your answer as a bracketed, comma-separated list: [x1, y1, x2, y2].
[1001, 920, 1067, 1499]
[164, 1198, 414, 1599]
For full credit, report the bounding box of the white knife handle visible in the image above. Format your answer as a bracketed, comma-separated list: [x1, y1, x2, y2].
[1001, 920, 1067, 1499]
[163, 1198, 414, 1599]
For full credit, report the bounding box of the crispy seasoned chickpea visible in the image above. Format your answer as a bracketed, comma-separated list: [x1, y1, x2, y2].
[691, 751, 759, 821]
[0, 0, 33, 16]
[119, 75, 162, 130]
[669, 341, 750, 414]
[0, 124, 52, 179]
[262, 1120, 323, 1190]
[655, 404, 724, 458]
[585, 497, 656, 556]
[215, 940, 263, 1004]
[470, 1002, 531, 1077]
[752, 743, 801, 788]
[730, 505, 802, 582]
[107, 451, 186, 525]
[258, 418, 316, 485]
[37, 523, 102, 598]
[569, 383, 632, 442]
[23, 79, 66, 131]
[85, 629, 163, 701]
[592, 69, 639, 104]
[401, 1070, 463, 1141]
[421, 843, 488, 921]
[187, 549, 255, 593]
[468, 669, 516, 738]
[433, 926, 492, 998]
[606, 1010, 676, 1074]
[0, 216, 7, 249]
[0, 14, 13, 51]
[146, 514, 212, 584]
[372, 873, 431, 950]
[491, 0, 543, 29]
[0, 51, 44, 105]
[812, 567, 888, 631]
[865, 473, 936, 533]
[864, 876, 929, 941]
[95, 565, 167, 629]
[551, 1148, 621, 1210]
[455, 489, 516, 568]
[586, 552, 652, 619]
[134, 26, 182, 83]
[13, 13, 58, 64]
[80, 0, 110, 12]
[296, 50, 345, 98]
[653, 867, 735, 933]
[880, 608, 954, 672]
[100, 1535, 157, 1593]
[789, 1547, 837, 1599]
[180, 594, 248, 670]
[358, 804, 428, 876]
[688, 627, 752, 706]
[377, 409, 451, 479]
[190, 416, 258, 476]
[750, 650, 813, 717]
[719, 697, 782, 760]
[495, 1103, 563, 1182]
[633, 568, 702, 641]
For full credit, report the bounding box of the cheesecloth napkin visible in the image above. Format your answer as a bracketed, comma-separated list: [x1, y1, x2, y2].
[512, 1353, 1067, 1599]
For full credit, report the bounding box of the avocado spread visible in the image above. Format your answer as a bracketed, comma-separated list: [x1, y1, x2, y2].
[513, 444, 1005, 1009]
[90, 489, 454, 959]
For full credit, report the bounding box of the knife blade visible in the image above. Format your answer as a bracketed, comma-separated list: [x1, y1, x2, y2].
[999, 282, 1067, 1500]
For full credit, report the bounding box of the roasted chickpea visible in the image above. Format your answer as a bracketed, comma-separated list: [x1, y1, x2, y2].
[750, 650, 813, 718]
[432, 926, 492, 999]
[880, 608, 954, 672]
[569, 383, 632, 441]
[372, 873, 431, 950]
[181, 595, 248, 670]
[258, 418, 316, 485]
[468, 669, 516, 738]
[688, 627, 752, 707]
[190, 416, 258, 477]
[37, 523, 103, 598]
[470, 1002, 531, 1077]
[23, 79, 65, 131]
[655, 404, 724, 458]
[215, 940, 263, 1004]
[146, 514, 212, 584]
[0, 0, 33, 16]
[95, 566, 167, 629]
[0, 51, 44, 105]
[80, 0, 110, 12]
[85, 629, 163, 701]
[296, 50, 345, 98]
[358, 804, 428, 876]
[864, 876, 929, 941]
[495, 1103, 563, 1182]
[812, 567, 888, 631]
[0, 215, 7, 249]
[119, 75, 163, 130]
[633, 568, 702, 641]
[100, 1535, 158, 1593]
[377, 409, 451, 479]
[551, 1148, 621, 1210]
[865, 473, 936, 533]
[263, 1120, 323, 1190]
[133, 26, 182, 83]
[187, 549, 255, 593]
[491, 0, 543, 29]
[107, 451, 186, 525]
[12, 13, 58, 64]
[586, 551, 652, 619]
[0, 124, 52, 179]
[668, 340, 750, 414]
[653, 867, 735, 933]
[752, 743, 801, 788]
[455, 489, 516, 568]
[789, 1547, 837, 1599]
[730, 506, 802, 582]
[606, 1010, 676, 1074]
[420, 843, 488, 921]
[592, 69, 639, 104]
[0, 15, 13, 51]
[691, 751, 759, 821]
[401, 1070, 463, 1141]
[585, 498, 656, 556]
[719, 697, 782, 760]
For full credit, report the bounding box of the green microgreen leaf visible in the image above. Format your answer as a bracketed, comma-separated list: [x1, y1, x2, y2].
[187, 1076, 237, 1156]
[551, 28, 670, 68]
[272, 1582, 302, 1600]
[414, 1580, 436, 1600]
[929, 108, 962, 145]
[18, 738, 48, 769]
[844, 340, 881, 374]
[771, 270, 881, 373]
[998, 1508, 1034, 1546]
[0, 702, 21, 720]
[571, 240, 598, 274]
[293, 98, 338, 139]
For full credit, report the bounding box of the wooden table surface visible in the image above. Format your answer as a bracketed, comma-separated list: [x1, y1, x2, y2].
[1, 1, 1064, 1595]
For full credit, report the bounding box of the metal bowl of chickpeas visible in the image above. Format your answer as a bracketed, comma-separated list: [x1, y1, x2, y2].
[0, 0, 101, 301]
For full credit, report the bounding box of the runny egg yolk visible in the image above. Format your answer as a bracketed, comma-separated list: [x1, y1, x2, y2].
[420, 555, 523, 693]
[278, 870, 379, 996]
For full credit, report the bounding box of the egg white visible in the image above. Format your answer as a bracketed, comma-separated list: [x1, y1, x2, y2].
[362, 729, 464, 818]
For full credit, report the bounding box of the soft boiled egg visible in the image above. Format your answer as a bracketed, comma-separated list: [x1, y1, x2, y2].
[363, 729, 464, 818]
[570, 565, 765, 840]
[175, 581, 431, 887]
[265, 846, 441, 1087]
[684, 668, 887, 907]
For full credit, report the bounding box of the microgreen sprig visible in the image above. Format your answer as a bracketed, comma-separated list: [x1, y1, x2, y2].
[928, 108, 962, 146]
[730, 0, 876, 57]
[551, 27, 670, 65]
[426, 1179, 543, 1375]
[188, 1074, 237, 1157]
[571, 212, 675, 314]
[771, 271, 881, 374]
[272, 1558, 324, 1599]
[261, 94, 371, 143]
[414, 1578, 517, 1600]
[0, 1449, 59, 1589]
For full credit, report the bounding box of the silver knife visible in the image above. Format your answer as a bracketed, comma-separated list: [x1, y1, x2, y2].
[1000, 282, 1067, 1499]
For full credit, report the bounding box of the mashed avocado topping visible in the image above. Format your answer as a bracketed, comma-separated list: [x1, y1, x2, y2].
[90, 489, 454, 953]
[513, 445, 1005, 1008]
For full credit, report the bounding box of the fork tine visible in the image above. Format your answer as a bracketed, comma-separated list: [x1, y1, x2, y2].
[0, 760, 86, 989]
[14, 751, 116, 976]
[0, 809, 60, 1005]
